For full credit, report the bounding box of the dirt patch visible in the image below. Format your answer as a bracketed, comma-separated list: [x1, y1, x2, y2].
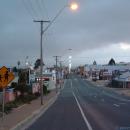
[113, 89, 130, 97]
[88, 79, 130, 97]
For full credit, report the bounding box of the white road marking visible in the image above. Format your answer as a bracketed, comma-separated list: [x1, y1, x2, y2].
[72, 91, 93, 130]
[119, 102, 126, 105]
[104, 92, 130, 102]
[71, 80, 73, 89]
[61, 80, 66, 90]
[118, 99, 130, 102]
[113, 104, 120, 107]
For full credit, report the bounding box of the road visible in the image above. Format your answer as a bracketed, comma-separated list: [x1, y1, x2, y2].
[27, 75, 130, 130]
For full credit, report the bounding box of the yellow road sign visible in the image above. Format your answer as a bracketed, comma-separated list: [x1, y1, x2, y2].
[0, 66, 15, 88]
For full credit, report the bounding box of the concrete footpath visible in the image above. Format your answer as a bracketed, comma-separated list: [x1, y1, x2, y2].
[0, 90, 59, 130]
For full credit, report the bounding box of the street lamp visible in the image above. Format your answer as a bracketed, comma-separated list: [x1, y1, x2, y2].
[43, 2, 79, 34]
[34, 1, 78, 105]
[68, 50, 72, 73]
[60, 49, 73, 66]
[70, 2, 79, 10]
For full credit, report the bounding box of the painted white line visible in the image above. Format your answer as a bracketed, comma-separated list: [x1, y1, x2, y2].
[72, 92, 93, 130]
[71, 80, 73, 89]
[60, 79, 66, 91]
[119, 102, 126, 105]
[117, 98, 130, 102]
[113, 104, 120, 107]
[104, 92, 130, 102]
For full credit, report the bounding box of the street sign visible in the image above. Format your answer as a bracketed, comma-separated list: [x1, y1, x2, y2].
[0, 66, 15, 88]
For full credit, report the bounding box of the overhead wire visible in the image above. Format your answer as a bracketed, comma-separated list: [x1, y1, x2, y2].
[28, 0, 39, 19]
[41, 0, 50, 20]
[21, 0, 36, 19]
[38, 0, 45, 19]
[43, 5, 66, 33]
[33, 0, 43, 19]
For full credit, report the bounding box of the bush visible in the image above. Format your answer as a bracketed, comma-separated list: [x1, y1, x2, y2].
[43, 85, 50, 95]
[22, 94, 37, 103]
[0, 94, 39, 114]
[0, 102, 15, 114]
[34, 92, 40, 97]
[11, 82, 18, 89]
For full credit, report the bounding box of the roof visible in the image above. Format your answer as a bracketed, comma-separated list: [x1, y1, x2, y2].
[119, 71, 130, 79]
[115, 71, 130, 82]
[85, 64, 130, 72]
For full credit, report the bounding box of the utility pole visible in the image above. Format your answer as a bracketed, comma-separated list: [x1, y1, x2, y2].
[53, 56, 60, 92]
[34, 20, 50, 105]
[59, 61, 63, 88]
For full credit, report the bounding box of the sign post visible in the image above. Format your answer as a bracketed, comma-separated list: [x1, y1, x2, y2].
[2, 88, 5, 124]
[0, 66, 14, 129]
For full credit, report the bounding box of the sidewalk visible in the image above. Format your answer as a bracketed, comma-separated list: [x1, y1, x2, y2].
[0, 90, 58, 130]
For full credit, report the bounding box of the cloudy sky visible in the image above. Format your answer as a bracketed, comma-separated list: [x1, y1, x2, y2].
[0, 0, 130, 67]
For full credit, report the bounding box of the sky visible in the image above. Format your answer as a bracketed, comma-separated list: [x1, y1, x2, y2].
[0, 0, 130, 67]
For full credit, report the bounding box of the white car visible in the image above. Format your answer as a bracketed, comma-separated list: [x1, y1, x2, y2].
[43, 73, 56, 90]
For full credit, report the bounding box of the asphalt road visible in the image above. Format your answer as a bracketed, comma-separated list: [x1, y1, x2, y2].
[27, 75, 130, 130]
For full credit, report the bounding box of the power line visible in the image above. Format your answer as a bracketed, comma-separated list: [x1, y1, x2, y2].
[34, 20, 50, 105]
[28, 0, 39, 19]
[43, 5, 66, 33]
[34, 0, 44, 19]
[22, 0, 36, 19]
[41, 0, 50, 20]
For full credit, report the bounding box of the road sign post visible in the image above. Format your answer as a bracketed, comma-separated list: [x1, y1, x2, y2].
[0, 66, 14, 129]
[2, 88, 5, 124]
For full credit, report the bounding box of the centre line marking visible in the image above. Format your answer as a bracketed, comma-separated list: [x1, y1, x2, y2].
[72, 91, 93, 130]
[71, 80, 73, 89]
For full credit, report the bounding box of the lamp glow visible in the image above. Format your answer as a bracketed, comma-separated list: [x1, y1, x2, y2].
[70, 2, 78, 10]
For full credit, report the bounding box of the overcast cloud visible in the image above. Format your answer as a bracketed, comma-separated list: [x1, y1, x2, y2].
[0, 0, 130, 67]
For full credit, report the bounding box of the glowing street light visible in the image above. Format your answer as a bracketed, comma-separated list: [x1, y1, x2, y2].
[43, 2, 79, 33]
[70, 2, 79, 11]
[69, 56, 72, 59]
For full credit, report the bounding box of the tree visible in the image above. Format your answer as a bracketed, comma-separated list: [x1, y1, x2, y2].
[108, 58, 116, 65]
[17, 70, 29, 97]
[34, 59, 41, 69]
[12, 66, 17, 72]
[34, 59, 44, 69]
[17, 61, 20, 69]
[93, 60, 97, 65]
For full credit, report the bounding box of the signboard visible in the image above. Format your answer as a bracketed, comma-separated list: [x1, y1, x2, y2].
[0, 66, 15, 88]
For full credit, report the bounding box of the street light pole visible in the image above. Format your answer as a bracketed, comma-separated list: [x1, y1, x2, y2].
[53, 56, 61, 93]
[33, 2, 78, 104]
[34, 20, 50, 105]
